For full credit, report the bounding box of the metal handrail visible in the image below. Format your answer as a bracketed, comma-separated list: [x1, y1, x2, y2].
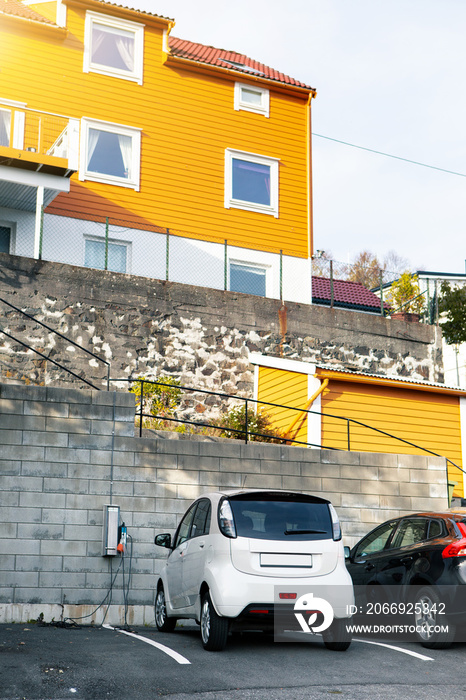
[113, 378, 465, 476]
[0, 296, 110, 389]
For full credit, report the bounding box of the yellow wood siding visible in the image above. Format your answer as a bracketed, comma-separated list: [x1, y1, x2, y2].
[2, 7, 311, 258]
[257, 366, 309, 444]
[321, 380, 463, 495]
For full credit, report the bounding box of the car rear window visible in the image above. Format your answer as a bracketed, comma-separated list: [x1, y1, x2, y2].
[229, 496, 333, 541]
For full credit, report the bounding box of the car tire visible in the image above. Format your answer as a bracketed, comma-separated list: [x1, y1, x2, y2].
[200, 591, 229, 651]
[322, 618, 352, 651]
[155, 586, 177, 632]
[412, 586, 455, 649]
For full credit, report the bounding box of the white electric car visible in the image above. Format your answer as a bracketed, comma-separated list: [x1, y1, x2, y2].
[154, 489, 354, 651]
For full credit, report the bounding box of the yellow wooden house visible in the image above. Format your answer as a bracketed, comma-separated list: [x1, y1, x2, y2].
[251, 353, 466, 499]
[0, 0, 316, 303]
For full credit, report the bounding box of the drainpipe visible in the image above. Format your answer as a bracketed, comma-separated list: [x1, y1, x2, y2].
[284, 378, 329, 442]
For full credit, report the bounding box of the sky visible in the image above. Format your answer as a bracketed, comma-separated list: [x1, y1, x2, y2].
[132, 0, 466, 274]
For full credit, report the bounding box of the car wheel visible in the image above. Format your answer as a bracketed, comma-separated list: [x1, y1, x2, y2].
[322, 618, 352, 651]
[200, 591, 229, 651]
[155, 586, 177, 632]
[412, 586, 455, 649]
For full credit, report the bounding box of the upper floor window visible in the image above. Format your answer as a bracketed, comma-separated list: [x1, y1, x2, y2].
[79, 118, 141, 190]
[84, 11, 144, 84]
[225, 148, 279, 217]
[234, 83, 269, 117]
[0, 109, 11, 147]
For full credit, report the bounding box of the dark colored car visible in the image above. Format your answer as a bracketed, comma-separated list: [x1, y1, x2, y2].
[345, 511, 466, 648]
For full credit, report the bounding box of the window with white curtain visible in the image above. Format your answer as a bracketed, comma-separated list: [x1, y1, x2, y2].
[80, 118, 141, 189]
[0, 109, 11, 147]
[84, 237, 129, 273]
[84, 11, 144, 84]
[234, 83, 270, 117]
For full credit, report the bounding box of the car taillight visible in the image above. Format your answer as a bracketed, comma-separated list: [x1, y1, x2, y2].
[279, 593, 297, 600]
[329, 503, 342, 541]
[218, 499, 236, 538]
[442, 523, 466, 559]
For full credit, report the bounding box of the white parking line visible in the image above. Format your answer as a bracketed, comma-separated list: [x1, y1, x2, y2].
[354, 638, 434, 661]
[102, 624, 191, 665]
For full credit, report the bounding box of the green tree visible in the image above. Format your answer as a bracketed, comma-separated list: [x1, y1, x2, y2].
[438, 282, 466, 345]
[214, 404, 283, 443]
[130, 375, 182, 428]
[388, 272, 425, 314]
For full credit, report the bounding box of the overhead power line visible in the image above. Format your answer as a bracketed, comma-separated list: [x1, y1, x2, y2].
[312, 133, 466, 178]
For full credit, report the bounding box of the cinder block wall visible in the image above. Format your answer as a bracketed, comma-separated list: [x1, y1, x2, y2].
[0, 383, 449, 626]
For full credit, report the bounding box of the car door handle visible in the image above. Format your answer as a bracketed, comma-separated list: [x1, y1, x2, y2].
[199, 541, 205, 548]
[364, 563, 375, 571]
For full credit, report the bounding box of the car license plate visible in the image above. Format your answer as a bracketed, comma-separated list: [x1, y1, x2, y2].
[260, 553, 312, 568]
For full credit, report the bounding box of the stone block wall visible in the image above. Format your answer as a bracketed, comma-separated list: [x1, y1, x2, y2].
[0, 382, 449, 626]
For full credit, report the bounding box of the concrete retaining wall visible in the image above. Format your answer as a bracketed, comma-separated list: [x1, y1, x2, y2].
[0, 382, 449, 626]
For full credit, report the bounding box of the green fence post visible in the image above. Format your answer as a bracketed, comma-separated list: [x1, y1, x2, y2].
[104, 217, 109, 270]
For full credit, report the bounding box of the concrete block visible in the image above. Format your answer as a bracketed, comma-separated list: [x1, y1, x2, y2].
[0, 414, 45, 431]
[40, 572, 86, 588]
[68, 434, 113, 450]
[340, 492, 380, 509]
[199, 471, 242, 488]
[65, 493, 108, 510]
[19, 492, 66, 509]
[177, 454, 219, 472]
[2, 444, 45, 461]
[323, 478, 362, 493]
[63, 557, 110, 573]
[46, 386, 91, 404]
[241, 474, 282, 490]
[12, 588, 54, 604]
[68, 403, 112, 420]
[67, 463, 111, 480]
[45, 447, 90, 464]
[399, 482, 431, 498]
[91, 419, 134, 437]
[0, 398, 23, 415]
[0, 555, 15, 570]
[112, 466, 153, 483]
[135, 482, 168, 498]
[105, 450, 135, 467]
[92, 390, 135, 408]
[159, 439, 200, 456]
[0, 506, 41, 524]
[46, 416, 91, 434]
[0, 538, 40, 555]
[379, 495, 413, 510]
[156, 469, 199, 485]
[340, 465, 378, 481]
[22, 431, 68, 447]
[132, 512, 177, 530]
[40, 540, 87, 556]
[176, 484, 204, 500]
[1, 475, 43, 492]
[412, 497, 448, 511]
[198, 441, 241, 459]
[64, 525, 101, 541]
[397, 454, 428, 470]
[21, 461, 67, 478]
[133, 452, 159, 470]
[155, 498, 188, 514]
[219, 457, 261, 473]
[429, 483, 448, 498]
[281, 445, 316, 463]
[0, 459, 21, 475]
[24, 401, 69, 418]
[322, 451, 361, 466]
[0, 491, 19, 506]
[114, 496, 157, 514]
[2, 571, 39, 587]
[241, 442, 283, 460]
[302, 462, 340, 478]
[377, 466, 410, 483]
[43, 477, 89, 494]
[260, 459, 298, 476]
[281, 476, 322, 492]
[17, 523, 64, 540]
[359, 452, 398, 467]
[86, 450, 112, 466]
[0, 429, 22, 445]
[1, 384, 46, 401]
[42, 508, 88, 525]
[15, 556, 63, 572]
[0, 522, 17, 537]
[360, 480, 399, 496]
[89, 479, 133, 497]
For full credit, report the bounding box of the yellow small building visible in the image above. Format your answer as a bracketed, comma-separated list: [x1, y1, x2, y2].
[251, 353, 466, 499]
[0, 0, 316, 303]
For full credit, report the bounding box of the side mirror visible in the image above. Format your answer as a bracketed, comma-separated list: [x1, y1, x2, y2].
[344, 546, 351, 559]
[155, 533, 172, 549]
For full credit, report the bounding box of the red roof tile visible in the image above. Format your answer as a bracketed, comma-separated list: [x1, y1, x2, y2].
[168, 37, 314, 91]
[0, 0, 58, 25]
[312, 276, 391, 313]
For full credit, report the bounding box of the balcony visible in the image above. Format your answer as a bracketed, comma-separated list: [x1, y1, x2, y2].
[0, 103, 78, 211]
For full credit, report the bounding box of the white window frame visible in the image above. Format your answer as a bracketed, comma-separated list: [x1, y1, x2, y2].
[83, 11, 144, 85]
[79, 117, 141, 190]
[234, 82, 269, 117]
[83, 235, 131, 274]
[229, 258, 271, 297]
[0, 221, 15, 255]
[225, 148, 279, 217]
